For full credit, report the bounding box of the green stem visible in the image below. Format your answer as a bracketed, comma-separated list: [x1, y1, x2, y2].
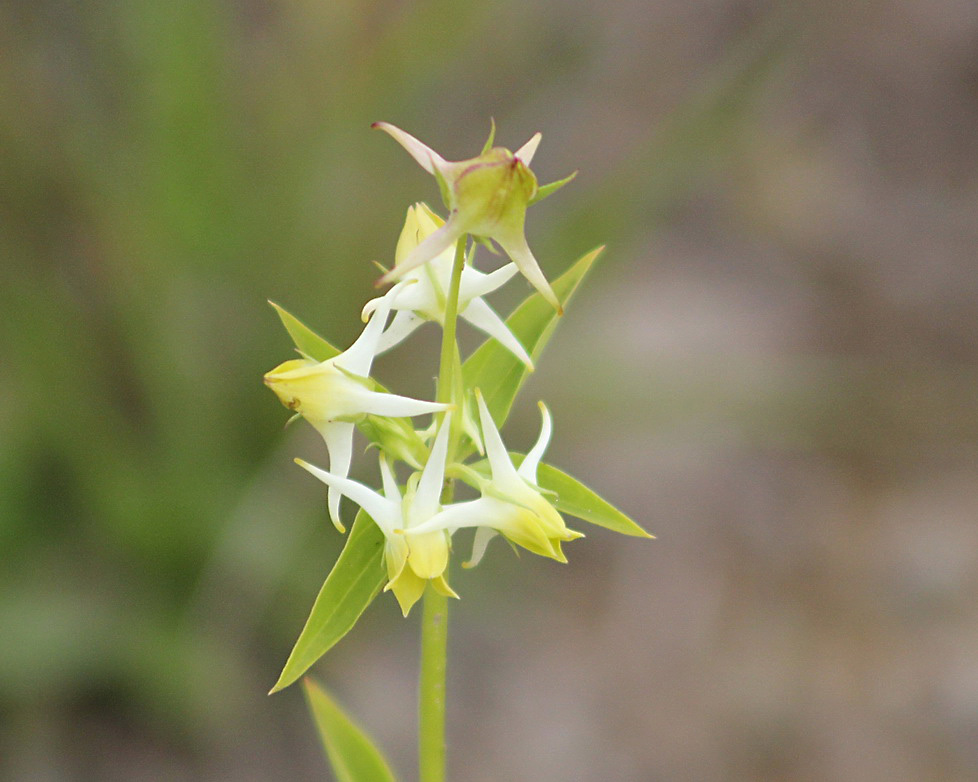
[419, 234, 466, 782]
[419, 586, 449, 782]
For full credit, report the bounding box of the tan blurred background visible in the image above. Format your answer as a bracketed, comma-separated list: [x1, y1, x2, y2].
[2, 0, 977, 779]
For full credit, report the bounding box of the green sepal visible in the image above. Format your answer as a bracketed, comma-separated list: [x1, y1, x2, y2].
[303, 679, 398, 782]
[462, 246, 602, 437]
[270, 511, 386, 693]
[528, 170, 578, 206]
[465, 452, 652, 538]
[480, 117, 497, 155]
[269, 301, 340, 362]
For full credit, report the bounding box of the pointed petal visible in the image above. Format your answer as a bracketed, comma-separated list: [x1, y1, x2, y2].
[355, 388, 449, 418]
[474, 390, 522, 484]
[495, 232, 562, 314]
[461, 297, 534, 370]
[386, 563, 427, 617]
[408, 498, 501, 535]
[431, 574, 459, 599]
[517, 402, 552, 482]
[372, 122, 446, 175]
[378, 453, 400, 502]
[515, 132, 542, 165]
[414, 413, 452, 519]
[321, 421, 355, 532]
[463, 527, 498, 569]
[417, 495, 558, 560]
[462, 262, 519, 300]
[378, 220, 462, 287]
[295, 458, 398, 535]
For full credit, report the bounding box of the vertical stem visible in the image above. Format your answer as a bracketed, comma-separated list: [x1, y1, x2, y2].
[419, 586, 449, 782]
[419, 234, 466, 782]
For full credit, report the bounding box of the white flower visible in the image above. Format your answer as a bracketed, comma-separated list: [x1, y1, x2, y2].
[296, 415, 458, 616]
[264, 283, 449, 531]
[364, 203, 534, 370]
[409, 390, 582, 566]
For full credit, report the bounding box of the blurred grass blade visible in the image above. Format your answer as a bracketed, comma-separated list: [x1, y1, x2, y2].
[270, 301, 340, 361]
[463, 246, 602, 430]
[537, 462, 652, 538]
[303, 678, 398, 782]
[270, 512, 386, 693]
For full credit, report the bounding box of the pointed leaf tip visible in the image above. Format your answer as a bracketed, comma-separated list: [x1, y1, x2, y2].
[270, 301, 341, 362]
[271, 512, 386, 692]
[303, 678, 398, 782]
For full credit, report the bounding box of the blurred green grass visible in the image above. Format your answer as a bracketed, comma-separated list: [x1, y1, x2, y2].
[0, 1, 829, 778]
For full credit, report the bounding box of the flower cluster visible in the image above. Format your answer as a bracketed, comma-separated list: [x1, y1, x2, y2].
[265, 123, 584, 615]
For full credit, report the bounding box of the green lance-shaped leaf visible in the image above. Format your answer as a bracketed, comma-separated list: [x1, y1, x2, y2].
[269, 301, 341, 361]
[462, 246, 602, 436]
[537, 462, 652, 538]
[271, 511, 386, 693]
[303, 679, 398, 782]
[457, 453, 652, 538]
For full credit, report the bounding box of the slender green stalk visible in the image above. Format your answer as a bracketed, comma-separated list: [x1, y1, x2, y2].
[419, 586, 449, 782]
[419, 234, 466, 782]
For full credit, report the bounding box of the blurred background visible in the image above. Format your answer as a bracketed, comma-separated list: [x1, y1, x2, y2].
[2, 0, 977, 779]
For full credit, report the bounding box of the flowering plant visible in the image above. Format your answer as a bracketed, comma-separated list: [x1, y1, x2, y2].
[264, 122, 651, 781]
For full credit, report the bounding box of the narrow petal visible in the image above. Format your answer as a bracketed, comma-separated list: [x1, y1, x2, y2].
[354, 387, 449, 418]
[386, 563, 427, 617]
[430, 574, 460, 599]
[461, 297, 534, 370]
[474, 390, 522, 485]
[515, 132, 542, 165]
[295, 458, 398, 535]
[378, 219, 462, 287]
[320, 421, 355, 532]
[413, 413, 452, 519]
[495, 232, 562, 314]
[415, 496, 558, 560]
[372, 122, 446, 175]
[378, 453, 400, 502]
[409, 497, 501, 535]
[461, 262, 519, 300]
[517, 402, 552, 482]
[463, 526, 498, 569]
